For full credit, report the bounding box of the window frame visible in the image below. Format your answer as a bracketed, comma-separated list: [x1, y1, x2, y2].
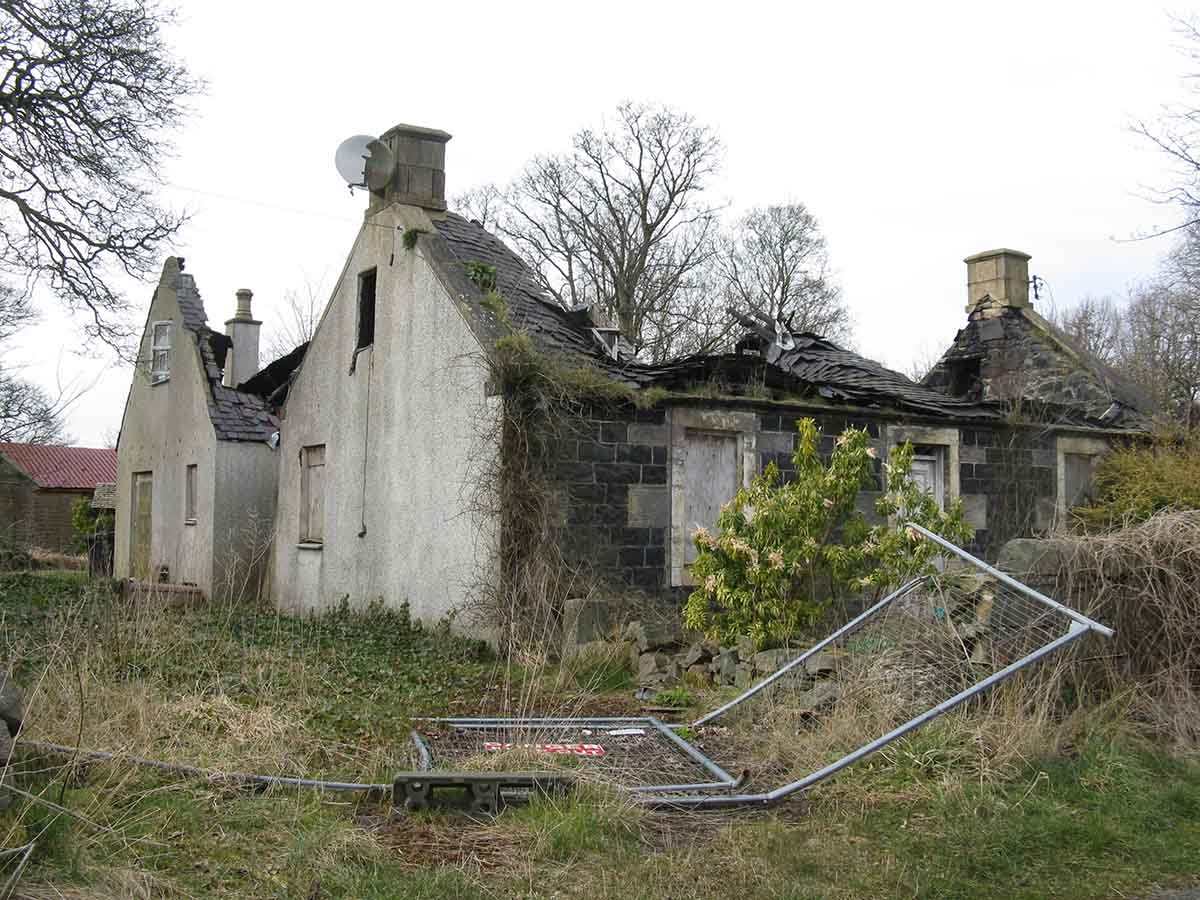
[1056, 435, 1109, 521]
[299, 444, 327, 545]
[150, 321, 173, 382]
[909, 452, 946, 511]
[184, 464, 197, 524]
[887, 425, 960, 513]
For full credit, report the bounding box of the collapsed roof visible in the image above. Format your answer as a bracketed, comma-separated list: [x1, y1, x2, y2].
[427, 214, 1142, 428]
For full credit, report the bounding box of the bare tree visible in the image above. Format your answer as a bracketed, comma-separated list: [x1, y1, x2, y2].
[488, 103, 723, 359]
[263, 277, 324, 361]
[1050, 294, 1125, 365]
[0, 280, 32, 342]
[1122, 279, 1200, 429]
[453, 183, 503, 230]
[717, 203, 850, 344]
[0, 369, 69, 443]
[639, 259, 736, 360]
[903, 341, 946, 383]
[0, 0, 200, 350]
[0, 282, 81, 442]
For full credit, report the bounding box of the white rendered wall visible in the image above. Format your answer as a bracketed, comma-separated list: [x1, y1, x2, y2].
[115, 261, 219, 592]
[272, 205, 494, 626]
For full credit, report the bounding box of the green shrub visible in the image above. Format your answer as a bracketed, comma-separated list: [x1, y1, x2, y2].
[1074, 430, 1200, 531]
[683, 418, 971, 646]
[71, 496, 113, 553]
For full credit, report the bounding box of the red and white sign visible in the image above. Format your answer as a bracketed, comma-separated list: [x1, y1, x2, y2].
[482, 741, 605, 757]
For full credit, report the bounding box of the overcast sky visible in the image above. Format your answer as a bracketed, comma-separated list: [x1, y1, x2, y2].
[11, 0, 1196, 446]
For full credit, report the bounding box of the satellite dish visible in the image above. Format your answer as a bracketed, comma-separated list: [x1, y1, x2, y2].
[334, 134, 394, 192]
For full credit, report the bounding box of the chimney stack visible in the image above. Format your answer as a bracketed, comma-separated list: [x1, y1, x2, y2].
[370, 123, 452, 212]
[964, 249, 1031, 317]
[223, 288, 261, 388]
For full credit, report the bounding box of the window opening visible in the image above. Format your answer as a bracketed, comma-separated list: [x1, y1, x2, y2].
[185, 464, 197, 522]
[151, 322, 172, 381]
[356, 269, 377, 350]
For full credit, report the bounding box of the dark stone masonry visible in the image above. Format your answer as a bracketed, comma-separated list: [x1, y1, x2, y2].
[547, 400, 1067, 598]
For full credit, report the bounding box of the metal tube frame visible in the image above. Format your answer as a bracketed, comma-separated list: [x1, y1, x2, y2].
[421, 715, 739, 794]
[904, 522, 1114, 637]
[642, 627, 1089, 809]
[417, 526, 1112, 809]
[692, 576, 930, 728]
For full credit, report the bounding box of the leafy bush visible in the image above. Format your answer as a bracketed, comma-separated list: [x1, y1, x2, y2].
[683, 418, 971, 646]
[71, 496, 114, 553]
[1074, 430, 1200, 531]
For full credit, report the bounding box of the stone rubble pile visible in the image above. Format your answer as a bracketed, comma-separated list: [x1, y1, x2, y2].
[561, 597, 842, 699]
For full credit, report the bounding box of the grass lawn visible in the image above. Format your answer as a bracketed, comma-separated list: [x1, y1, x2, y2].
[1, 571, 1198, 898]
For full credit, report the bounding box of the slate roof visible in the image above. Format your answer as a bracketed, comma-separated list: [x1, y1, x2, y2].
[173, 271, 279, 443]
[428, 213, 1002, 421]
[429, 212, 623, 374]
[0, 444, 117, 490]
[91, 482, 117, 509]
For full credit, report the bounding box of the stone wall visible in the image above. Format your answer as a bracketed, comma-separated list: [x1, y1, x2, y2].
[552, 405, 669, 593]
[548, 401, 1062, 597]
[959, 426, 1057, 558]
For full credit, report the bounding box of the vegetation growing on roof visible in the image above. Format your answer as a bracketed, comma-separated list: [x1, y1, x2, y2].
[479, 291, 511, 328]
[464, 260, 497, 293]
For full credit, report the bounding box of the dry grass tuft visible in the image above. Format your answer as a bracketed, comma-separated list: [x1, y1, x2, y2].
[376, 814, 533, 874]
[28, 548, 86, 571]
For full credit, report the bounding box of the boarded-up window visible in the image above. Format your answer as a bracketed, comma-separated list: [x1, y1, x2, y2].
[151, 322, 172, 381]
[356, 269, 377, 350]
[300, 445, 326, 543]
[185, 464, 197, 522]
[683, 431, 739, 566]
[1064, 452, 1097, 509]
[909, 453, 945, 511]
[130, 471, 153, 577]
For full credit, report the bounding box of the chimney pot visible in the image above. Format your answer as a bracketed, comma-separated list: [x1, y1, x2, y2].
[235, 288, 254, 320]
[372, 123, 452, 212]
[964, 249, 1031, 316]
[224, 288, 262, 388]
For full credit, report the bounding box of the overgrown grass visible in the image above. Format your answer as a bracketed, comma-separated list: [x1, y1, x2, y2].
[1, 572, 1198, 898]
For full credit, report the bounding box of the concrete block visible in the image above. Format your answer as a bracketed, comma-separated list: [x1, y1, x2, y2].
[960, 444, 988, 465]
[627, 486, 669, 527]
[961, 493, 988, 530]
[756, 431, 794, 455]
[562, 597, 611, 657]
[753, 648, 792, 674]
[627, 424, 668, 446]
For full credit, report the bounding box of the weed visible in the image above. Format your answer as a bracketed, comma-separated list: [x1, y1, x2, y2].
[401, 227, 426, 251]
[653, 688, 695, 708]
[463, 261, 497, 292]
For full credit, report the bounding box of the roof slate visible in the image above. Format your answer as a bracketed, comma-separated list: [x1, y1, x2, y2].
[174, 272, 279, 443]
[0, 444, 117, 490]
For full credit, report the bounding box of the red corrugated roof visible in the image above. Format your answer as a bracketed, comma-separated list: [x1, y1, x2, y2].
[0, 443, 117, 490]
